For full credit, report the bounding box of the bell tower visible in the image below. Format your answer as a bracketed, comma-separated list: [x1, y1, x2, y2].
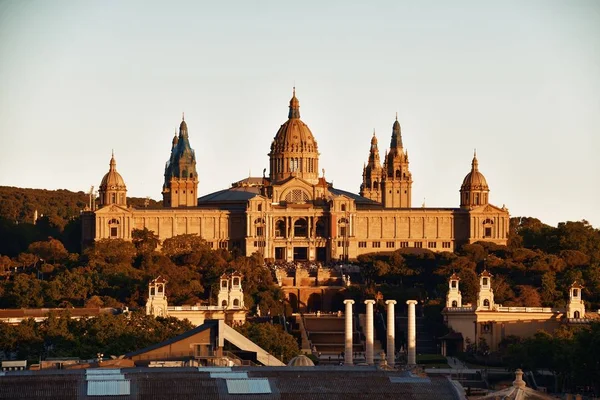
[446, 273, 463, 308]
[476, 270, 495, 310]
[145, 276, 168, 317]
[566, 281, 585, 319]
[162, 115, 199, 207]
[382, 115, 412, 208]
[360, 131, 383, 203]
[217, 273, 245, 310]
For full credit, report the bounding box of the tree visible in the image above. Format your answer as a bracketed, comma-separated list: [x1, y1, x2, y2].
[132, 228, 160, 255]
[28, 238, 68, 264]
[235, 321, 299, 363]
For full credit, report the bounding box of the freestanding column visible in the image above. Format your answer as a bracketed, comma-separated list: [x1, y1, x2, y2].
[406, 300, 418, 365]
[364, 300, 375, 365]
[344, 299, 355, 366]
[385, 300, 397, 366]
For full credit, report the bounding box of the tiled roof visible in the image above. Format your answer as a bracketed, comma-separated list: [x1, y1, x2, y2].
[197, 187, 260, 205]
[0, 367, 465, 400]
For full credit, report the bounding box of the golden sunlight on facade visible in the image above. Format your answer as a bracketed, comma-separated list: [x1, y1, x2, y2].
[81, 89, 509, 262]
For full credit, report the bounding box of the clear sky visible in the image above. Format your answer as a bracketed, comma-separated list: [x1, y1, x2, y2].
[1, 0, 599, 228]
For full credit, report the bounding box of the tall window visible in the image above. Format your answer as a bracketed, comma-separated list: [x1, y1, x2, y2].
[108, 218, 119, 238]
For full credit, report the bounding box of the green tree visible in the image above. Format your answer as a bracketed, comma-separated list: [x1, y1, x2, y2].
[235, 321, 299, 363]
[132, 228, 160, 255]
[28, 238, 69, 264]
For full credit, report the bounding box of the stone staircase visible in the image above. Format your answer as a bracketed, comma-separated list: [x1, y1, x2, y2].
[302, 314, 364, 356]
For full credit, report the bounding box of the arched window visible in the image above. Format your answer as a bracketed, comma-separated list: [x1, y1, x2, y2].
[483, 278, 488, 286]
[294, 218, 308, 237]
[396, 169, 401, 178]
[452, 300, 458, 307]
[483, 299, 490, 307]
[574, 311, 580, 318]
[373, 181, 379, 190]
[275, 220, 286, 238]
[221, 280, 227, 288]
[221, 300, 227, 307]
[108, 219, 119, 238]
[233, 299, 240, 307]
[451, 281, 457, 288]
[573, 289, 578, 297]
[233, 277, 240, 286]
[315, 219, 327, 237]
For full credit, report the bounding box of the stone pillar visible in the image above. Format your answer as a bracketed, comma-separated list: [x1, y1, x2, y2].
[386, 300, 396, 366]
[406, 300, 418, 365]
[344, 299, 355, 366]
[364, 300, 375, 365]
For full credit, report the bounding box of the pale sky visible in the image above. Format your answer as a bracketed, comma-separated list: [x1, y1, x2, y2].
[1, 0, 599, 228]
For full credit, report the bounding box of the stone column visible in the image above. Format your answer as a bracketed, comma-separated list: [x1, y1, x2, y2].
[407, 300, 418, 365]
[364, 300, 375, 365]
[386, 300, 397, 366]
[344, 299, 355, 366]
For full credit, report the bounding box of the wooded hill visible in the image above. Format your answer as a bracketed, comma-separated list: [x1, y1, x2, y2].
[0, 186, 162, 226]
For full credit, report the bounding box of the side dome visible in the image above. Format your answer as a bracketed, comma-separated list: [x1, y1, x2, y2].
[98, 152, 127, 207]
[100, 154, 126, 190]
[461, 155, 489, 191]
[287, 354, 315, 367]
[460, 151, 490, 208]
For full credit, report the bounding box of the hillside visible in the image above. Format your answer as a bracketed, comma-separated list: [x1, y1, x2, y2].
[0, 186, 162, 225]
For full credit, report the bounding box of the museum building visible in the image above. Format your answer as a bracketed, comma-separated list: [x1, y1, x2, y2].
[81, 89, 509, 261]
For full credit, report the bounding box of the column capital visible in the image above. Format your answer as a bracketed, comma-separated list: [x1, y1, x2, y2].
[364, 299, 376, 305]
[343, 299, 355, 305]
[385, 300, 397, 305]
[406, 300, 418, 305]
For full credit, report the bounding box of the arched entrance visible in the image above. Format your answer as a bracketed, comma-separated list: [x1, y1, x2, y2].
[288, 293, 299, 313]
[307, 293, 322, 313]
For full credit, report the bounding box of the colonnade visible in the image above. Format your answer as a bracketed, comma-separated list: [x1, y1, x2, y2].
[342, 298, 417, 367]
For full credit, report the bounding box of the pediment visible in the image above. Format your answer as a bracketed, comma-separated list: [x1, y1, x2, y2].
[94, 204, 132, 215]
[276, 177, 316, 203]
[470, 203, 508, 214]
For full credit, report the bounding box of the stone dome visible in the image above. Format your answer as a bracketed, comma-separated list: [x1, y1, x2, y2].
[270, 90, 319, 155]
[100, 154, 126, 190]
[461, 154, 489, 191]
[268, 88, 320, 185]
[287, 354, 315, 367]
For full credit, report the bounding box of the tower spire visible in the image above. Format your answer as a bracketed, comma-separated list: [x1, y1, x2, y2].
[288, 87, 300, 119]
[472, 149, 479, 171]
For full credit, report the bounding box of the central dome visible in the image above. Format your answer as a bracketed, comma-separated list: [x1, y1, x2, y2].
[268, 89, 320, 184]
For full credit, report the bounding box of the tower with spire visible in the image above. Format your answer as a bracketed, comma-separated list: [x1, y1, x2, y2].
[360, 130, 384, 203]
[268, 88, 320, 185]
[381, 115, 412, 208]
[162, 115, 199, 207]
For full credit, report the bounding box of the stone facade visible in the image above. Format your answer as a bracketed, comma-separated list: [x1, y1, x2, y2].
[81, 89, 509, 261]
[145, 274, 246, 326]
[442, 274, 592, 355]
